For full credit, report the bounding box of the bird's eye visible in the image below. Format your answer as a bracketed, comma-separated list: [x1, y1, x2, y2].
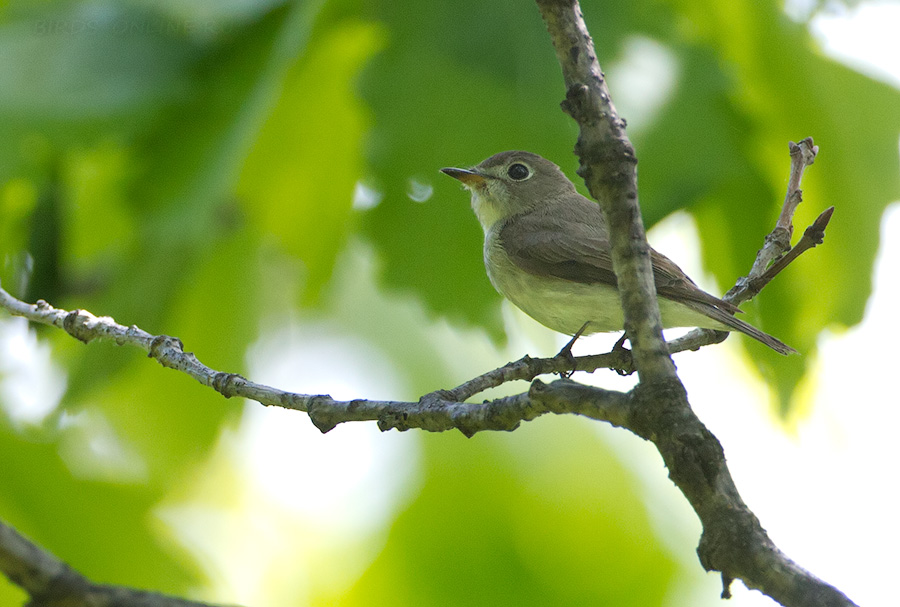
[507, 163, 531, 181]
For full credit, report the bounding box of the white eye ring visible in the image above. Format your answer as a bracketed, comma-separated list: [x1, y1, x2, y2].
[507, 163, 531, 181]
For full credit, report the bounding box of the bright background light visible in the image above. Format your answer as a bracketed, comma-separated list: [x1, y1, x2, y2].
[1, 4, 897, 606]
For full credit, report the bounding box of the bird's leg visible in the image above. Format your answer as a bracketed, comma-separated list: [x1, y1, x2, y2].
[555, 321, 590, 378]
[611, 333, 634, 376]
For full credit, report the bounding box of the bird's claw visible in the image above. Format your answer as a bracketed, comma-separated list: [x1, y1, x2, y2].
[611, 333, 634, 376]
[554, 322, 590, 378]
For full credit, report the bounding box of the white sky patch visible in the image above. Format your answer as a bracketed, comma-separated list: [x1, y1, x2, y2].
[238, 320, 420, 536]
[57, 408, 149, 483]
[0, 317, 66, 426]
[811, 1, 900, 87]
[606, 36, 680, 132]
[156, 318, 422, 604]
[352, 180, 382, 210]
[600, 206, 900, 607]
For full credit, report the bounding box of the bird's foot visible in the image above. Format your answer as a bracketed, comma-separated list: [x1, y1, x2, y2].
[611, 333, 634, 376]
[554, 322, 590, 378]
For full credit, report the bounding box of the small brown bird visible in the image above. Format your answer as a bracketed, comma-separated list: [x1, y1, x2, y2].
[442, 151, 795, 355]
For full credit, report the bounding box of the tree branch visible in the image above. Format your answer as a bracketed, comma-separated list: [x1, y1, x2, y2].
[0, 282, 857, 607]
[535, 0, 675, 383]
[0, 286, 631, 436]
[670, 138, 831, 353]
[728, 137, 826, 304]
[0, 518, 227, 607]
[533, 2, 854, 606]
[0, 5, 849, 607]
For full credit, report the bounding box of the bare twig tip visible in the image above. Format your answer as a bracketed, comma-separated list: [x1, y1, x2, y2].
[815, 206, 835, 228]
[803, 206, 835, 246]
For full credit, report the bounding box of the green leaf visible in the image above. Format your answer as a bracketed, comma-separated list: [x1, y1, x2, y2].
[0, 4, 196, 124]
[0, 423, 202, 594]
[1, 4, 324, 595]
[237, 19, 386, 303]
[336, 422, 678, 606]
[358, 0, 612, 336]
[60, 2, 323, 402]
[122, 0, 290, 30]
[656, 0, 900, 411]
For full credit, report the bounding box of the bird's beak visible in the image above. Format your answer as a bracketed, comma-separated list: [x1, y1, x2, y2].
[441, 167, 488, 188]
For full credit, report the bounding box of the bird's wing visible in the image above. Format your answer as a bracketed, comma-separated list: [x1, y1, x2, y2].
[500, 210, 619, 285]
[649, 250, 742, 314]
[499, 207, 741, 315]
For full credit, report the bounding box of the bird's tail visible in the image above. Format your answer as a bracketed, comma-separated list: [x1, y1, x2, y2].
[684, 301, 797, 355]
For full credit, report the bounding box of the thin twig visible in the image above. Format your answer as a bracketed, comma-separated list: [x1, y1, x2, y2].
[741, 205, 834, 301]
[668, 139, 828, 354]
[0, 285, 627, 436]
[779, 137, 820, 232]
[727, 137, 821, 304]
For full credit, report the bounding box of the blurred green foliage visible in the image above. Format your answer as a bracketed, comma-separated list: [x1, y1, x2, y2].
[0, 0, 897, 604]
[335, 422, 678, 607]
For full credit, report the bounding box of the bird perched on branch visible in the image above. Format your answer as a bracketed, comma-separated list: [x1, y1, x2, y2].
[442, 151, 795, 355]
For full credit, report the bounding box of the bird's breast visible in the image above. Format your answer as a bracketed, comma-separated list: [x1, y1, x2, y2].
[482, 232, 625, 335]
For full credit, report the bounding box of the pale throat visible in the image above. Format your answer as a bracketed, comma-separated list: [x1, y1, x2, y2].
[469, 190, 506, 233]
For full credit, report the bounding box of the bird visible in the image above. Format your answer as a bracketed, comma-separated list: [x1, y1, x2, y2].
[441, 150, 795, 355]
